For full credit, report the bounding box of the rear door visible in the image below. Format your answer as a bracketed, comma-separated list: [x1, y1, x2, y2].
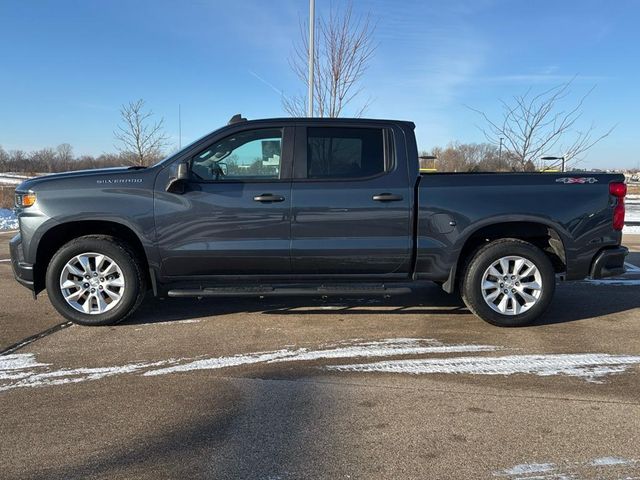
[290, 123, 412, 277]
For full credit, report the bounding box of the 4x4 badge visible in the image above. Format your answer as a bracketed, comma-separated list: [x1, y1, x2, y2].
[555, 177, 598, 184]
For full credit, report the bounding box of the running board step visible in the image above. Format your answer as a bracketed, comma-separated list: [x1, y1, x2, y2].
[167, 285, 412, 298]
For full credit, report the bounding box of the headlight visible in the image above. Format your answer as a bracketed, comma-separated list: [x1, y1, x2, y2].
[15, 191, 36, 208]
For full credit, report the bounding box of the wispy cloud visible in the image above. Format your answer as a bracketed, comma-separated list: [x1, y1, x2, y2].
[248, 70, 283, 97]
[364, 1, 490, 144]
[476, 74, 611, 84]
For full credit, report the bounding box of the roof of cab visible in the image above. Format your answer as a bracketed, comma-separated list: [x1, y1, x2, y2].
[226, 115, 415, 130]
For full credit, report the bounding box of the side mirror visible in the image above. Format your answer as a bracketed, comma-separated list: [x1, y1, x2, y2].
[166, 161, 189, 193]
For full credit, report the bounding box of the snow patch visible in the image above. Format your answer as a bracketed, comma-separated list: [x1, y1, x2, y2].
[145, 338, 499, 376]
[585, 278, 640, 286]
[0, 338, 497, 392]
[3, 341, 639, 393]
[0, 209, 18, 231]
[326, 353, 640, 382]
[0, 173, 31, 185]
[496, 456, 638, 478]
[0, 353, 49, 380]
[625, 262, 640, 272]
[0, 357, 176, 391]
[589, 456, 635, 466]
[498, 463, 556, 475]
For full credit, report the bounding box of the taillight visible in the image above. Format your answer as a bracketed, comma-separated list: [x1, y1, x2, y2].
[610, 182, 627, 231]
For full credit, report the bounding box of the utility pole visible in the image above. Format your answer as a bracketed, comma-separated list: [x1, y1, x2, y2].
[498, 137, 503, 162]
[307, 0, 315, 117]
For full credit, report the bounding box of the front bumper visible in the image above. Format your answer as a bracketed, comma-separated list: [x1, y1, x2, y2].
[9, 234, 35, 291]
[590, 246, 628, 279]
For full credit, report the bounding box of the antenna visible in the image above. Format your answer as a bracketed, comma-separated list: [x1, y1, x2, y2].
[228, 114, 247, 125]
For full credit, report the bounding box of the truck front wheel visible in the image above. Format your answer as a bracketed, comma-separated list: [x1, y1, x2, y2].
[461, 239, 555, 327]
[45, 235, 146, 326]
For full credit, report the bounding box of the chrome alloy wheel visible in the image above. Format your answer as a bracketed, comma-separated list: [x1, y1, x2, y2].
[59, 252, 125, 315]
[480, 255, 542, 315]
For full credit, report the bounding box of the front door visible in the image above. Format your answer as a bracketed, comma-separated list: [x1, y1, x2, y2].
[154, 126, 293, 277]
[290, 124, 413, 277]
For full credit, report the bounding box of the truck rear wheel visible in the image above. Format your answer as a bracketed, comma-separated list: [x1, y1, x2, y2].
[461, 239, 555, 327]
[45, 235, 146, 326]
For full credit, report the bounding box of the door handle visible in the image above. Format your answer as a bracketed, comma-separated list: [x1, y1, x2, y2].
[253, 193, 285, 203]
[372, 193, 403, 202]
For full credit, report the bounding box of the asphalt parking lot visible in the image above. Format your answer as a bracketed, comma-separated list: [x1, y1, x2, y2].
[1, 231, 639, 479]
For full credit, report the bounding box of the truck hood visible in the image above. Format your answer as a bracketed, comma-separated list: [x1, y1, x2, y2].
[15, 167, 144, 192]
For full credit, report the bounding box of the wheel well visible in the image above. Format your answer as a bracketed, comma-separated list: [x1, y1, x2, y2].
[34, 221, 149, 293]
[453, 222, 566, 290]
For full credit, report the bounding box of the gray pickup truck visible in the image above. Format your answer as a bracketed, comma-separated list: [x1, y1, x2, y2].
[10, 116, 628, 327]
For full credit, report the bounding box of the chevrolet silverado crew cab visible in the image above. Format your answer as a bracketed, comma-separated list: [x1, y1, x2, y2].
[10, 116, 628, 327]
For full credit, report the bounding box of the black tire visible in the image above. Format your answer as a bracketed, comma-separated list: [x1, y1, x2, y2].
[45, 235, 146, 326]
[461, 238, 555, 327]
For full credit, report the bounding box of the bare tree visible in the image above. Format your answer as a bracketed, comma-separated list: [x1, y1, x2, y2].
[469, 80, 615, 171]
[0, 146, 8, 171]
[32, 148, 57, 173]
[114, 99, 169, 166]
[283, 2, 376, 117]
[56, 143, 74, 171]
[425, 142, 517, 173]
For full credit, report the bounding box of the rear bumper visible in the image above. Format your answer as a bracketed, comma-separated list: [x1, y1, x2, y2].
[9, 234, 35, 291]
[590, 246, 628, 279]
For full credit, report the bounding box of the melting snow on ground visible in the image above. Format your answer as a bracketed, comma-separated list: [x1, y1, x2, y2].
[2, 338, 640, 393]
[0, 208, 17, 231]
[584, 262, 640, 286]
[326, 353, 640, 383]
[144, 337, 499, 377]
[495, 456, 639, 478]
[626, 196, 640, 234]
[0, 172, 32, 185]
[0, 338, 498, 392]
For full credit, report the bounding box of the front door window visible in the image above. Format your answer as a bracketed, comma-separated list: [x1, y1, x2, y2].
[192, 128, 283, 181]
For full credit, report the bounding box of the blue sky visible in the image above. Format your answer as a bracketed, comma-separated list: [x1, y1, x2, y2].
[0, 0, 638, 168]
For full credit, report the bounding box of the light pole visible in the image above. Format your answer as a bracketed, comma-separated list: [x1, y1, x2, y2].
[541, 155, 566, 173]
[307, 0, 315, 117]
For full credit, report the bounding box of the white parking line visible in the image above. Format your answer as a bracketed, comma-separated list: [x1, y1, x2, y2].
[0, 259, 11, 263]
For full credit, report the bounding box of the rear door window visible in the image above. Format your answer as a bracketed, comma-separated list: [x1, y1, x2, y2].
[306, 127, 386, 179]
